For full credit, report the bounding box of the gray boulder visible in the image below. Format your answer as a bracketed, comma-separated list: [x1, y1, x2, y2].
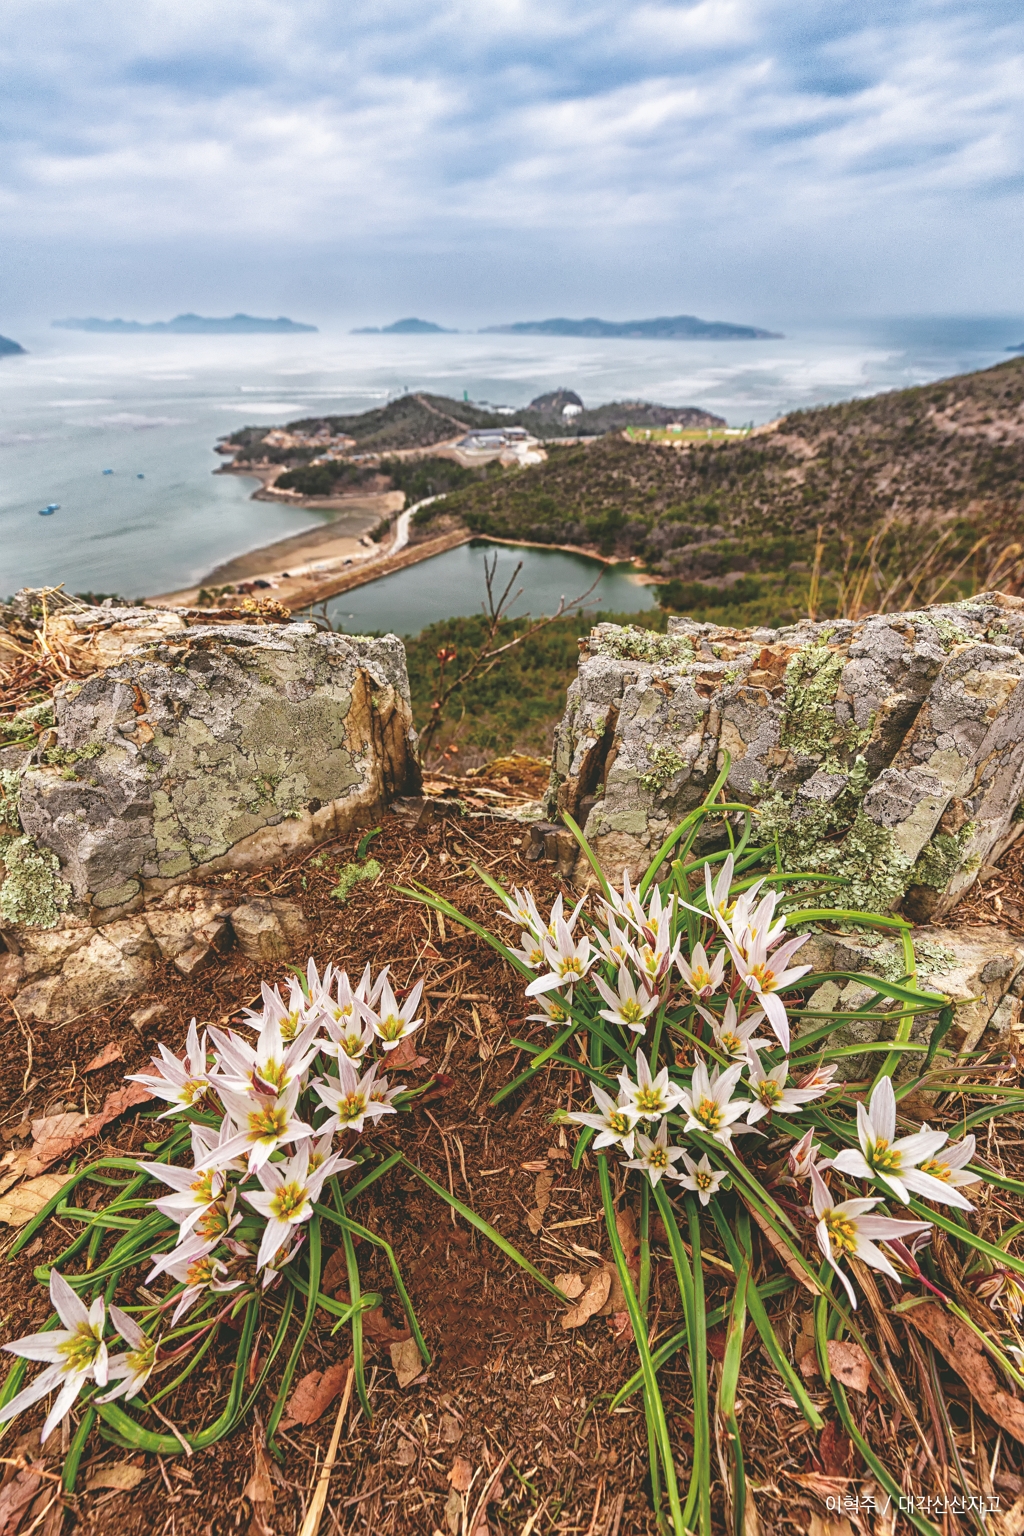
[550, 593, 1024, 914]
[6, 612, 416, 917]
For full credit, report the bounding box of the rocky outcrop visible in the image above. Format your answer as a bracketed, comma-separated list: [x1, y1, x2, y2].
[3, 608, 416, 918]
[3, 893, 310, 1023]
[550, 594, 1024, 915]
[801, 924, 1024, 1076]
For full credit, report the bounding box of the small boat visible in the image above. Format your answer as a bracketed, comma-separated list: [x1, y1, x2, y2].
[136, 473, 145, 479]
[102, 468, 113, 475]
[38, 503, 59, 516]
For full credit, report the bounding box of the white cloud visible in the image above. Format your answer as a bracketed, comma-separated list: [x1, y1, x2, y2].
[1, 0, 1022, 316]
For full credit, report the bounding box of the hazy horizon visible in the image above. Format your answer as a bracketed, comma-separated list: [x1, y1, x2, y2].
[2, 1, 1021, 333]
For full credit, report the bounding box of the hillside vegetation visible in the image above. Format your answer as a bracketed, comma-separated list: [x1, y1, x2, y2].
[224, 390, 724, 463]
[416, 356, 1024, 621]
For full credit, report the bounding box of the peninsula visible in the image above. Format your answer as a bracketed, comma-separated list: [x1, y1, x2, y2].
[482, 313, 782, 340]
[52, 313, 317, 334]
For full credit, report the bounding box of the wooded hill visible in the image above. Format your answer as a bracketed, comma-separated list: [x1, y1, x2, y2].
[415, 356, 1024, 623]
[223, 390, 724, 462]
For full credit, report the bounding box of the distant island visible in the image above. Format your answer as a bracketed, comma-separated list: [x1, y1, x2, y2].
[351, 318, 455, 335]
[0, 335, 26, 357]
[1008, 344, 1024, 354]
[482, 314, 781, 341]
[52, 313, 318, 335]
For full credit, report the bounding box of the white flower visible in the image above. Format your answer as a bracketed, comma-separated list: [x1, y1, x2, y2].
[672, 1151, 727, 1205]
[782, 1127, 832, 1184]
[618, 1049, 685, 1120]
[831, 1077, 972, 1209]
[525, 916, 596, 998]
[367, 977, 424, 1052]
[201, 1078, 315, 1174]
[525, 993, 573, 1029]
[916, 1130, 983, 1195]
[593, 968, 659, 1035]
[1, 1271, 108, 1442]
[726, 930, 811, 1051]
[594, 912, 640, 971]
[695, 998, 769, 1062]
[127, 1019, 210, 1117]
[96, 1309, 158, 1404]
[313, 1057, 395, 1134]
[149, 1231, 242, 1323]
[315, 965, 379, 1059]
[703, 853, 737, 929]
[745, 1050, 830, 1125]
[140, 1127, 226, 1236]
[244, 976, 317, 1043]
[512, 929, 548, 971]
[675, 942, 726, 1000]
[624, 1120, 687, 1188]
[497, 886, 548, 938]
[208, 1013, 321, 1099]
[601, 871, 646, 933]
[677, 1059, 750, 1148]
[243, 1142, 352, 1270]
[810, 1166, 931, 1309]
[566, 1084, 641, 1156]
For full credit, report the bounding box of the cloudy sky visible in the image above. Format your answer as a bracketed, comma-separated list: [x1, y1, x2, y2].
[2, 0, 1022, 327]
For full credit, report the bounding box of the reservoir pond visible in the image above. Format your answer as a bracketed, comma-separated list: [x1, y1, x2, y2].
[320, 540, 658, 636]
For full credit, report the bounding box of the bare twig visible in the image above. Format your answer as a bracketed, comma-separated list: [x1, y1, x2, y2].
[297, 1365, 354, 1536]
[416, 551, 602, 765]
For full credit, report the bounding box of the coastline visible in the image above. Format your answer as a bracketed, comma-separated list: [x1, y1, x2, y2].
[150, 509, 659, 612]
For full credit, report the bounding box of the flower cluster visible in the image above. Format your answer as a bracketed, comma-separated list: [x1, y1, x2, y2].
[2, 958, 422, 1441]
[502, 860, 981, 1307]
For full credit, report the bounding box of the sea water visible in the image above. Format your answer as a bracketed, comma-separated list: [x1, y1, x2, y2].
[1, 317, 1021, 610]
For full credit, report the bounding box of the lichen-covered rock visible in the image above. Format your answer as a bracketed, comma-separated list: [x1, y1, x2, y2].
[550, 594, 1024, 913]
[7, 616, 416, 917]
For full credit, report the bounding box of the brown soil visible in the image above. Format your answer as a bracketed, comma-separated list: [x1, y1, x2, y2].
[0, 815, 1023, 1536]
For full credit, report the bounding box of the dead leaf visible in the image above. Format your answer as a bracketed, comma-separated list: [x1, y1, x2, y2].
[826, 1340, 871, 1394]
[0, 1465, 42, 1535]
[447, 1456, 473, 1493]
[808, 1517, 855, 1536]
[525, 1171, 554, 1233]
[280, 1361, 350, 1428]
[794, 1310, 818, 1378]
[321, 1248, 348, 1295]
[615, 1206, 638, 1261]
[607, 1311, 633, 1342]
[361, 1307, 412, 1346]
[388, 1035, 428, 1069]
[521, 1160, 548, 1172]
[243, 1427, 275, 1512]
[0, 1174, 68, 1228]
[30, 1112, 86, 1149]
[25, 1083, 153, 1175]
[904, 1302, 1024, 1445]
[85, 1463, 145, 1493]
[83, 1043, 124, 1074]
[439, 1412, 463, 1445]
[562, 1268, 612, 1329]
[995, 1494, 1024, 1536]
[389, 1336, 424, 1388]
[393, 1439, 417, 1467]
[554, 1272, 585, 1299]
[444, 1488, 462, 1536]
[817, 1421, 854, 1478]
